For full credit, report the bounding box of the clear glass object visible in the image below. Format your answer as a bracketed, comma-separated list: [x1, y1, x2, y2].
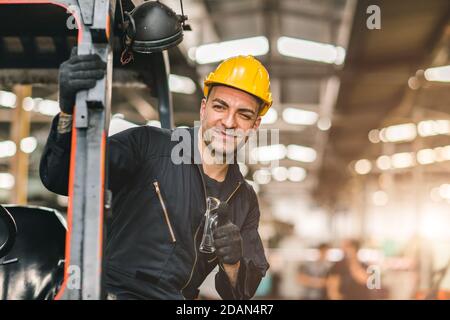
[199, 196, 221, 253]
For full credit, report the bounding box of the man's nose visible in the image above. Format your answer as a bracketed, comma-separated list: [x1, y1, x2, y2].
[222, 111, 237, 128]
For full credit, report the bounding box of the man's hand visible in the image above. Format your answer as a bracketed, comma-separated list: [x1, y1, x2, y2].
[214, 222, 242, 265]
[59, 47, 106, 114]
[213, 203, 243, 266]
[213, 203, 243, 288]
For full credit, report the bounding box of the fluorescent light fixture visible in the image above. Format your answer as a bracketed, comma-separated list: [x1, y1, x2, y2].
[253, 169, 271, 185]
[354, 159, 372, 175]
[193, 36, 269, 64]
[288, 166, 306, 182]
[287, 144, 316, 163]
[23, 97, 35, 111]
[20, 137, 37, 154]
[112, 113, 125, 119]
[35, 98, 60, 116]
[317, 117, 332, 131]
[418, 120, 450, 137]
[0, 173, 15, 190]
[417, 149, 436, 165]
[380, 123, 416, 143]
[251, 144, 287, 162]
[271, 167, 288, 182]
[109, 117, 138, 136]
[391, 152, 414, 169]
[438, 145, 450, 161]
[282, 108, 318, 125]
[277, 36, 346, 65]
[376, 155, 391, 170]
[0, 90, 16, 108]
[261, 108, 278, 125]
[169, 74, 196, 95]
[188, 47, 197, 61]
[147, 120, 162, 128]
[368, 129, 381, 143]
[424, 65, 450, 82]
[0, 140, 17, 158]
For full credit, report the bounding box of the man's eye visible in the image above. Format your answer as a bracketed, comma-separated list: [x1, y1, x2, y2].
[214, 105, 225, 110]
[240, 114, 252, 120]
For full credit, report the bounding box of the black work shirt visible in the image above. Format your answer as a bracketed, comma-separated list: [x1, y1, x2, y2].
[201, 166, 229, 201]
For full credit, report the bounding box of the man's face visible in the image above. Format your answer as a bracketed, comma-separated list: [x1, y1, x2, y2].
[200, 85, 262, 157]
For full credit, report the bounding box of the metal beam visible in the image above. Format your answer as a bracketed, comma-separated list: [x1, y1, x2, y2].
[9, 85, 32, 205]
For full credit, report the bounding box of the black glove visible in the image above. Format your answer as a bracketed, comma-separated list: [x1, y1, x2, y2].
[58, 47, 106, 114]
[213, 203, 243, 265]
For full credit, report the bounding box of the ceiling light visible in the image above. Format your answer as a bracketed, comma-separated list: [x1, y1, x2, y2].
[277, 36, 346, 65]
[287, 145, 316, 163]
[391, 152, 414, 169]
[108, 117, 138, 136]
[288, 166, 306, 182]
[417, 120, 450, 137]
[261, 108, 278, 125]
[271, 167, 288, 182]
[380, 123, 416, 143]
[368, 129, 381, 143]
[0, 141, 17, 158]
[35, 99, 60, 116]
[147, 120, 162, 128]
[0, 173, 15, 190]
[317, 117, 331, 131]
[354, 159, 372, 175]
[0, 90, 16, 108]
[253, 169, 271, 185]
[376, 155, 391, 170]
[193, 36, 269, 64]
[20, 137, 37, 154]
[169, 74, 196, 95]
[417, 149, 436, 165]
[250, 144, 287, 162]
[424, 65, 450, 82]
[282, 108, 318, 125]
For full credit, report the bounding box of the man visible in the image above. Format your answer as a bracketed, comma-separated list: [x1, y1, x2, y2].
[297, 243, 331, 300]
[327, 239, 370, 300]
[40, 52, 271, 300]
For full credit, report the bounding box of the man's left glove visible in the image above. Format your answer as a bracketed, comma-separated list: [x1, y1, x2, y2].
[213, 203, 243, 265]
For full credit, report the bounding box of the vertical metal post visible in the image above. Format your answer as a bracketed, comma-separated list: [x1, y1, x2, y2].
[150, 51, 174, 129]
[9, 85, 31, 205]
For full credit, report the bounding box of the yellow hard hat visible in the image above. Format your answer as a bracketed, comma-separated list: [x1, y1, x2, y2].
[203, 55, 273, 116]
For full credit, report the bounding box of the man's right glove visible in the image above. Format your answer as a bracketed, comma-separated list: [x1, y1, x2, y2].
[58, 47, 107, 114]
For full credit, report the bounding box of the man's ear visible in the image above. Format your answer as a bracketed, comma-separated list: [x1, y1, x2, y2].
[200, 97, 207, 120]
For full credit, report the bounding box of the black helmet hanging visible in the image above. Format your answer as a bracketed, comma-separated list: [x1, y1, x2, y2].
[120, 0, 190, 64]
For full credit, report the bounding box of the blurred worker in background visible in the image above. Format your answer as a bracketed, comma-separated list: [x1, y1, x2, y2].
[327, 239, 371, 300]
[297, 243, 331, 300]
